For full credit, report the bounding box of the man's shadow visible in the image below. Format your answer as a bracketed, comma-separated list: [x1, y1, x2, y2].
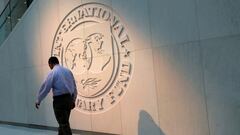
[138, 110, 165, 135]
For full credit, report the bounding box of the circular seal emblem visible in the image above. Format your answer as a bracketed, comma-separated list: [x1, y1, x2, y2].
[52, 3, 134, 114]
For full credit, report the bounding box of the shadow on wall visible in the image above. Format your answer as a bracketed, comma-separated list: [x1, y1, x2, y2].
[138, 110, 165, 135]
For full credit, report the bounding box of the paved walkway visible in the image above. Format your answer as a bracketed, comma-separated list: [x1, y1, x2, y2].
[0, 124, 80, 135]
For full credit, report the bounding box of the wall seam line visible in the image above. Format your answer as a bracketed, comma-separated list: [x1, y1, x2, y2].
[194, 0, 211, 135]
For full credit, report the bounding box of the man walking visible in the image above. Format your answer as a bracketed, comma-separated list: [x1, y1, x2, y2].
[35, 56, 77, 135]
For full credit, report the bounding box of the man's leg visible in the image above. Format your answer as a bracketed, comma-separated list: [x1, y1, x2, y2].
[58, 111, 72, 135]
[62, 109, 72, 135]
[53, 103, 64, 135]
[53, 98, 72, 135]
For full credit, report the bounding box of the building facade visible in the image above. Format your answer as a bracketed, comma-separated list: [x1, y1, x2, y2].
[0, 0, 240, 135]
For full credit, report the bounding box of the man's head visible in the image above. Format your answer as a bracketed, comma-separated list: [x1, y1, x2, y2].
[48, 56, 59, 69]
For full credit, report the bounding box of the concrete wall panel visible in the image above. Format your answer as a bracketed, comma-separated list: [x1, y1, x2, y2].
[8, 22, 26, 69]
[112, 0, 152, 51]
[0, 39, 10, 72]
[38, 0, 60, 65]
[153, 43, 210, 135]
[22, 1, 42, 68]
[149, 0, 199, 47]
[196, 0, 240, 40]
[91, 104, 122, 134]
[0, 71, 13, 121]
[10, 69, 28, 123]
[119, 49, 159, 135]
[202, 35, 240, 135]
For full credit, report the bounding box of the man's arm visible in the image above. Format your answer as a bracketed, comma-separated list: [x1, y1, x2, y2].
[35, 72, 54, 109]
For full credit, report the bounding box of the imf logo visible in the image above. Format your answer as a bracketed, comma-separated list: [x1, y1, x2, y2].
[52, 3, 134, 114]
